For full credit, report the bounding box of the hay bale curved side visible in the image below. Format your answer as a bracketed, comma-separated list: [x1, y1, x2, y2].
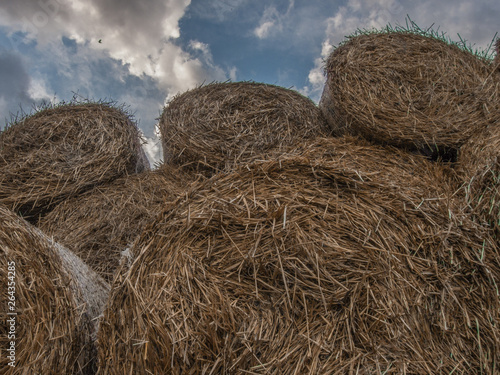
[39, 165, 191, 283]
[320, 31, 499, 158]
[159, 81, 329, 174]
[0, 102, 150, 221]
[0, 205, 110, 375]
[98, 137, 500, 374]
[457, 123, 500, 234]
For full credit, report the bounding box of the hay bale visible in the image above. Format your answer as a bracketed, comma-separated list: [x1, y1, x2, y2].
[38, 165, 191, 283]
[98, 136, 500, 374]
[0, 101, 149, 221]
[159, 81, 329, 174]
[457, 123, 500, 234]
[0, 205, 109, 374]
[320, 30, 499, 159]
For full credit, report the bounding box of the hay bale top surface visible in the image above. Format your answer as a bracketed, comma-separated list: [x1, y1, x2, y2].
[0, 101, 149, 220]
[0, 205, 109, 374]
[322, 29, 499, 158]
[39, 165, 193, 282]
[98, 136, 499, 374]
[159, 81, 329, 174]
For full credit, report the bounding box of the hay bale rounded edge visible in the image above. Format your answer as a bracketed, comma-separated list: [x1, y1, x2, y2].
[159, 81, 330, 174]
[39, 165, 194, 283]
[0, 101, 150, 221]
[0, 205, 110, 374]
[320, 30, 499, 159]
[97, 136, 500, 374]
[457, 122, 500, 234]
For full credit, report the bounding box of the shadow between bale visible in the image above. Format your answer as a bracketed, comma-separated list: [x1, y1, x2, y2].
[320, 29, 499, 160]
[38, 165, 193, 283]
[0, 101, 149, 222]
[0, 205, 110, 374]
[98, 136, 500, 374]
[159, 81, 330, 175]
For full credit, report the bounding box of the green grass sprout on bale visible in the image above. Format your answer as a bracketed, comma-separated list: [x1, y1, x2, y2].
[0, 98, 149, 222]
[319, 17, 499, 161]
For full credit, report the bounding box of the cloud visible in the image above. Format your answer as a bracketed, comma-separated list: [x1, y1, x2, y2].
[0, 1, 227, 92]
[0, 51, 31, 103]
[254, 20, 276, 39]
[142, 134, 163, 168]
[253, 1, 295, 40]
[186, 0, 252, 22]
[0, 50, 39, 123]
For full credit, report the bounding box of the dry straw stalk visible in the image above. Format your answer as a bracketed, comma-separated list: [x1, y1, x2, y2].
[98, 136, 500, 374]
[0, 101, 149, 221]
[159, 81, 329, 175]
[320, 28, 499, 160]
[0, 205, 110, 374]
[39, 165, 192, 283]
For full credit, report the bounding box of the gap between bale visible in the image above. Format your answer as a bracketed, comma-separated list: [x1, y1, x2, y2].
[159, 81, 330, 176]
[39, 165, 194, 283]
[0, 100, 149, 222]
[98, 136, 500, 374]
[320, 27, 499, 161]
[0, 205, 110, 375]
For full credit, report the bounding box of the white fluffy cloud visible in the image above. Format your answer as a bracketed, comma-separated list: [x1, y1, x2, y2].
[253, 1, 295, 40]
[0, 0, 228, 109]
[142, 135, 164, 167]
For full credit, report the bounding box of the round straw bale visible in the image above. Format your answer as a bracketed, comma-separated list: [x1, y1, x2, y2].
[457, 123, 500, 234]
[159, 81, 329, 174]
[98, 136, 500, 374]
[0, 101, 149, 221]
[0, 205, 110, 374]
[320, 30, 499, 159]
[38, 165, 192, 283]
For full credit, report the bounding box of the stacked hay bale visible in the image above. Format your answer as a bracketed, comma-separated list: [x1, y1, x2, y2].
[320, 30, 499, 160]
[39, 165, 192, 283]
[159, 81, 330, 175]
[0, 205, 109, 374]
[0, 101, 149, 222]
[98, 136, 500, 374]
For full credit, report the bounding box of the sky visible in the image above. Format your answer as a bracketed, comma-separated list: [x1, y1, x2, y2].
[0, 0, 499, 165]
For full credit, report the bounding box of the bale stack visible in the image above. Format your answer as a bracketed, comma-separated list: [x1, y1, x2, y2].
[320, 30, 499, 160]
[0, 102, 149, 222]
[39, 165, 192, 283]
[98, 136, 500, 374]
[0, 205, 109, 374]
[159, 81, 329, 175]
